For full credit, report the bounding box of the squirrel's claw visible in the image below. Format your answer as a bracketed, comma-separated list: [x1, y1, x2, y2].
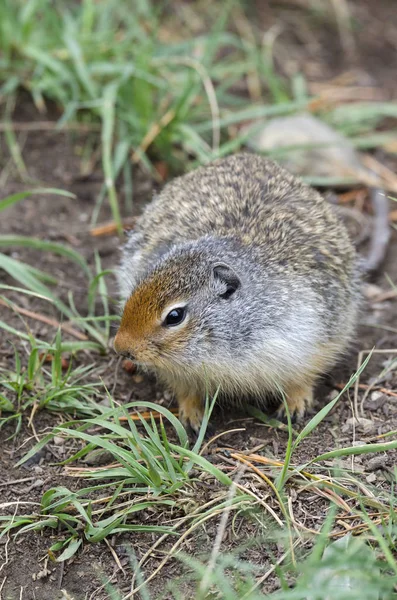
[276, 382, 314, 423]
[178, 393, 205, 438]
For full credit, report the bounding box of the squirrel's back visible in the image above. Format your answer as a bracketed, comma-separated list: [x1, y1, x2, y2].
[119, 153, 357, 299]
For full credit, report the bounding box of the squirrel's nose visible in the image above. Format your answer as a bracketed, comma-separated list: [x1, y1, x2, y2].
[113, 331, 134, 360]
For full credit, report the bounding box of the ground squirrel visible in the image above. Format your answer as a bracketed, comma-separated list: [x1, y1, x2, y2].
[114, 153, 361, 434]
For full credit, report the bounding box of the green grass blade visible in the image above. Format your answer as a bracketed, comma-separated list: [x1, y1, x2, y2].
[101, 83, 122, 234]
[169, 444, 233, 487]
[292, 351, 373, 451]
[308, 439, 397, 465]
[0, 236, 91, 278]
[0, 188, 75, 212]
[55, 538, 82, 562]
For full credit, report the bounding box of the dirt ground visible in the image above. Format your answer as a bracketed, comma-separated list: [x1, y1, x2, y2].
[1, 2, 397, 599]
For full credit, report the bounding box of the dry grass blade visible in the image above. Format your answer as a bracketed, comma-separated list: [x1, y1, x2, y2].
[353, 349, 397, 418]
[131, 109, 176, 163]
[362, 154, 397, 192]
[125, 500, 251, 599]
[198, 467, 245, 597]
[128, 494, 233, 594]
[241, 539, 302, 599]
[116, 408, 180, 422]
[231, 453, 285, 514]
[330, 0, 356, 60]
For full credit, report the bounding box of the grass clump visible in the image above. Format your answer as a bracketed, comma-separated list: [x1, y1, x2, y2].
[0, 399, 254, 563]
[2, 359, 397, 598]
[0, 0, 305, 230]
[0, 0, 258, 229]
[0, 189, 117, 429]
[2, 1, 396, 230]
[0, 328, 107, 436]
[0, 189, 116, 351]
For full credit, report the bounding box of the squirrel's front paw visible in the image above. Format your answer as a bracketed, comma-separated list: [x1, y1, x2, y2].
[276, 382, 314, 423]
[178, 394, 205, 437]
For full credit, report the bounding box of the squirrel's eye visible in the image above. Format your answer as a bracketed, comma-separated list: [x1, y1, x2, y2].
[163, 307, 186, 327]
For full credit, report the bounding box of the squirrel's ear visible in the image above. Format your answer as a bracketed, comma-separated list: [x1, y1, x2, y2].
[212, 263, 241, 299]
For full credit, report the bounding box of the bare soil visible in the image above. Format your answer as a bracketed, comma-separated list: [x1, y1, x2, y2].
[1, 2, 397, 599]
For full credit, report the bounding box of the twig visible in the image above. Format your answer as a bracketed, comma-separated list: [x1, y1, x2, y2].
[104, 538, 125, 575]
[0, 299, 88, 341]
[0, 576, 7, 595]
[0, 476, 38, 489]
[90, 217, 136, 237]
[363, 188, 391, 273]
[371, 289, 397, 303]
[335, 381, 397, 399]
[27, 404, 40, 441]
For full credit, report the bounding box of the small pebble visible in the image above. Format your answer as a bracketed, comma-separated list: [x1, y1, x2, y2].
[99, 396, 111, 407]
[382, 404, 390, 417]
[83, 450, 114, 466]
[53, 435, 64, 446]
[132, 374, 144, 383]
[367, 455, 386, 471]
[342, 417, 374, 433]
[32, 479, 45, 488]
[352, 440, 366, 447]
[366, 473, 377, 484]
[23, 448, 46, 468]
[367, 392, 386, 410]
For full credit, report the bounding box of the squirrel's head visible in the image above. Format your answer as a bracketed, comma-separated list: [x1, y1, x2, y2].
[114, 247, 242, 371]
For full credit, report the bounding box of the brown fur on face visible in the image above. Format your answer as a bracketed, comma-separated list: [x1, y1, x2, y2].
[114, 269, 194, 366]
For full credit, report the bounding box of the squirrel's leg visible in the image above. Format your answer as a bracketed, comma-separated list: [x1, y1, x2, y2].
[177, 391, 204, 435]
[277, 381, 314, 421]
